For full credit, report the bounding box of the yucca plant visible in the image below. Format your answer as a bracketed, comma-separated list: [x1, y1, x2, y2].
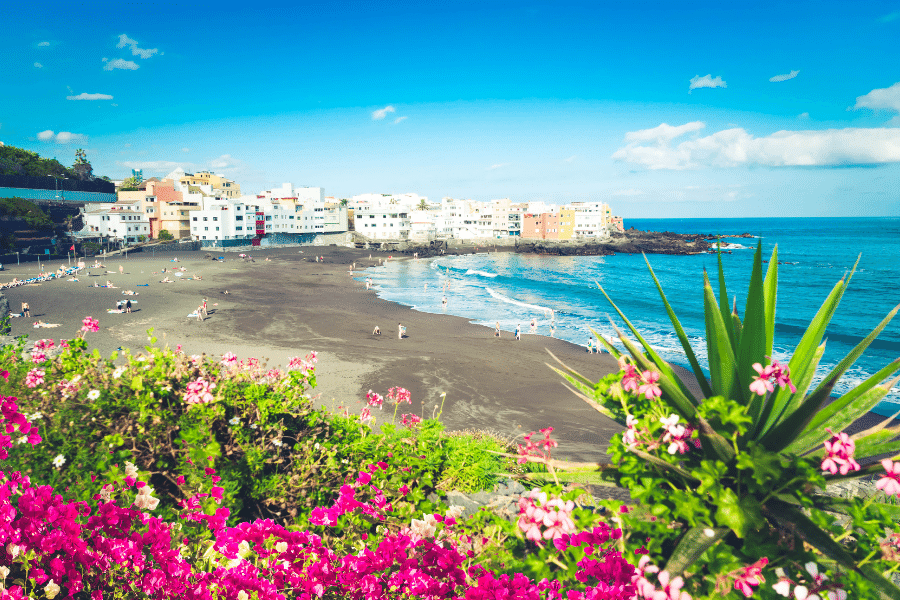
[553, 242, 900, 599]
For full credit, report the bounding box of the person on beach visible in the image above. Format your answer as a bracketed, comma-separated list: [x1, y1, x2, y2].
[550, 324, 556, 338]
[201, 298, 208, 318]
[21, 302, 30, 318]
[196, 306, 204, 321]
[315, 256, 319, 263]
[373, 325, 381, 335]
[119, 265, 124, 275]
[442, 296, 448, 309]
[125, 299, 132, 314]
[398, 322, 405, 339]
[530, 318, 537, 334]
[495, 321, 501, 338]
[515, 324, 521, 341]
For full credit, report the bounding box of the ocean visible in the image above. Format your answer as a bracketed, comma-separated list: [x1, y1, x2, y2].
[360, 217, 900, 417]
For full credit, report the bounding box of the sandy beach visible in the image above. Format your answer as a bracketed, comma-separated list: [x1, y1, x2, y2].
[2, 246, 896, 469]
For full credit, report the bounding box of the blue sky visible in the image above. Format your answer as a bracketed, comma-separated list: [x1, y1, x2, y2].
[3, 0, 900, 217]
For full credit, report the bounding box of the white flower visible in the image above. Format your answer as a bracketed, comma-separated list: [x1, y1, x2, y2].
[28, 412, 43, 421]
[445, 505, 465, 521]
[124, 462, 138, 478]
[409, 513, 439, 538]
[87, 390, 100, 400]
[6, 543, 20, 558]
[100, 484, 114, 502]
[237, 540, 251, 558]
[52, 454, 66, 468]
[0, 565, 8, 579]
[44, 579, 60, 599]
[113, 366, 126, 379]
[314, 443, 320, 451]
[134, 485, 159, 510]
[272, 439, 283, 447]
[250, 423, 257, 430]
[229, 416, 240, 425]
[71, 375, 81, 383]
[772, 580, 792, 597]
[136, 356, 145, 362]
[237, 591, 249, 600]
[275, 541, 288, 553]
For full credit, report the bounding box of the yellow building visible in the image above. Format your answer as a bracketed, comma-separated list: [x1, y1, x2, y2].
[177, 171, 241, 198]
[558, 208, 576, 240]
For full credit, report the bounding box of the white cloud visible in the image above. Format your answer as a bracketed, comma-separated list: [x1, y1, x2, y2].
[371, 105, 396, 120]
[37, 130, 87, 144]
[393, 116, 407, 124]
[689, 74, 726, 93]
[103, 58, 139, 71]
[564, 155, 577, 162]
[853, 81, 900, 113]
[625, 121, 705, 143]
[611, 189, 646, 196]
[613, 122, 900, 169]
[38, 41, 50, 47]
[208, 154, 242, 170]
[67, 92, 113, 100]
[487, 163, 510, 170]
[798, 112, 810, 119]
[116, 34, 158, 59]
[34, 62, 43, 69]
[181, 147, 190, 152]
[769, 70, 800, 82]
[879, 11, 900, 22]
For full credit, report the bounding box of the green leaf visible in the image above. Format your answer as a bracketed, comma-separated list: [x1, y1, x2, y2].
[597, 285, 700, 406]
[703, 273, 738, 399]
[628, 447, 700, 483]
[664, 526, 729, 576]
[811, 304, 900, 400]
[130, 376, 143, 392]
[766, 498, 900, 600]
[789, 369, 900, 455]
[763, 245, 778, 358]
[717, 242, 736, 351]
[811, 495, 900, 520]
[643, 254, 714, 399]
[736, 241, 768, 414]
[757, 272, 854, 439]
[713, 488, 765, 538]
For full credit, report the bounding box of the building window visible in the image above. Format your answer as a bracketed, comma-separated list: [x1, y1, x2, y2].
[203, 217, 208, 221]
[204, 227, 208, 231]
[193, 217, 198, 221]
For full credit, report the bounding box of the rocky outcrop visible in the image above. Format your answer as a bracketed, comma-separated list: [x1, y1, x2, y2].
[516, 230, 713, 257]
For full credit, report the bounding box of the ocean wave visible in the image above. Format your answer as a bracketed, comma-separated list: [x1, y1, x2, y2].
[486, 287, 551, 312]
[465, 269, 498, 278]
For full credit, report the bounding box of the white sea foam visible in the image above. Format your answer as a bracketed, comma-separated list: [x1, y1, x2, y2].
[465, 269, 498, 278]
[486, 287, 550, 312]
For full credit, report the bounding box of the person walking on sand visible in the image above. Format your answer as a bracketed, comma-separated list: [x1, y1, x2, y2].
[21, 302, 30, 318]
[515, 324, 521, 341]
[530, 318, 537, 334]
[125, 299, 132, 314]
[119, 265, 124, 275]
[398, 322, 405, 339]
[201, 298, 208, 318]
[373, 325, 381, 335]
[196, 306, 204, 321]
[495, 321, 501, 338]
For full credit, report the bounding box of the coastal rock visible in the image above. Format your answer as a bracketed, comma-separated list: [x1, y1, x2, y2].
[515, 230, 712, 256]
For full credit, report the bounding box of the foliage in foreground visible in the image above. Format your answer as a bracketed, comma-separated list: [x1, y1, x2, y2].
[554, 242, 900, 599]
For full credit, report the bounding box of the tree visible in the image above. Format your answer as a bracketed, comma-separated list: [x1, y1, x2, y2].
[118, 176, 142, 191]
[417, 199, 428, 211]
[157, 230, 174, 241]
[339, 198, 349, 207]
[71, 148, 93, 181]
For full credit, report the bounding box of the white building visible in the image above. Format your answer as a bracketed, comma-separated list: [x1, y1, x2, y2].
[409, 210, 436, 242]
[81, 205, 151, 245]
[568, 201, 611, 238]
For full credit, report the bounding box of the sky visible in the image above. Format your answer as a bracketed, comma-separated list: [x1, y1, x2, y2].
[3, 0, 900, 218]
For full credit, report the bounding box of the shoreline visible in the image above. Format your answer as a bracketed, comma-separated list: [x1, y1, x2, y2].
[1, 246, 896, 470]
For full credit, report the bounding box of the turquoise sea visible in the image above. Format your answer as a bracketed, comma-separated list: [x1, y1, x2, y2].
[361, 217, 900, 416]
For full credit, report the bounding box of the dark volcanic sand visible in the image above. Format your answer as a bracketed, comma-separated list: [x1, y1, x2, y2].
[2, 246, 896, 477]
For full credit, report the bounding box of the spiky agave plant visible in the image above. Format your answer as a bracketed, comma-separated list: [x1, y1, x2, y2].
[553, 242, 900, 599]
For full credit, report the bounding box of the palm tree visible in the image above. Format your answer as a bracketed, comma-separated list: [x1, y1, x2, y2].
[417, 199, 428, 211]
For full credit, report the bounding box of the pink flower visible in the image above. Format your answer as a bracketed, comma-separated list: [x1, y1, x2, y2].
[821, 429, 860, 476]
[81, 316, 99, 333]
[184, 377, 215, 405]
[749, 363, 776, 396]
[638, 371, 662, 399]
[621, 365, 641, 394]
[517, 488, 576, 545]
[25, 368, 45, 388]
[401, 413, 422, 428]
[221, 352, 238, 366]
[770, 360, 797, 393]
[388, 387, 411, 405]
[877, 459, 900, 497]
[517, 427, 558, 464]
[360, 407, 373, 424]
[365, 390, 384, 408]
[734, 558, 768, 598]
